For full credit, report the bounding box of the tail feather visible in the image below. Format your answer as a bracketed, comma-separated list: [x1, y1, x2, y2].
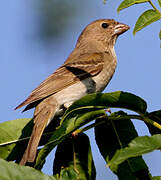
[19, 101, 57, 165]
[15, 98, 32, 110]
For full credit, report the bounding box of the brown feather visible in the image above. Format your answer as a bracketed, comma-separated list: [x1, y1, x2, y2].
[19, 97, 57, 165]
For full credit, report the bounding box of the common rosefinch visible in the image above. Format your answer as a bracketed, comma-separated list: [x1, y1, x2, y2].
[15, 19, 129, 165]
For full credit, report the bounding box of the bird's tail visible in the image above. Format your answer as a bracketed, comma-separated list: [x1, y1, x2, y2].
[19, 99, 57, 165]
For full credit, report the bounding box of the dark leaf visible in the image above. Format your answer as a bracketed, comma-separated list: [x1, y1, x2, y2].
[58, 168, 77, 180]
[53, 133, 96, 180]
[95, 111, 150, 179]
[146, 110, 161, 135]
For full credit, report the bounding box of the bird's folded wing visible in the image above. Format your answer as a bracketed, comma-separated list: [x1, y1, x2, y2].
[15, 53, 104, 110]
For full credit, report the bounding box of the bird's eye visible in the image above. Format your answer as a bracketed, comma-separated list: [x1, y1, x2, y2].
[101, 23, 109, 29]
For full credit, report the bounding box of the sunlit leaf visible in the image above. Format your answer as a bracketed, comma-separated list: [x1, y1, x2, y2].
[152, 176, 161, 180]
[0, 118, 32, 161]
[108, 134, 161, 172]
[117, 0, 148, 13]
[158, 0, 161, 7]
[133, 9, 161, 35]
[0, 158, 56, 180]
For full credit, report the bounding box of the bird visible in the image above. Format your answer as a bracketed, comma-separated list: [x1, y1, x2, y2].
[15, 19, 129, 165]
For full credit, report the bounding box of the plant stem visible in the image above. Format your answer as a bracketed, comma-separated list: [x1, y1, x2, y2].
[77, 114, 138, 134]
[78, 114, 161, 134]
[0, 131, 54, 147]
[142, 114, 161, 130]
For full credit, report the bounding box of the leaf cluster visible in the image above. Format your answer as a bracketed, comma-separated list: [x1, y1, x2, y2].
[117, 0, 161, 39]
[1, 91, 161, 179]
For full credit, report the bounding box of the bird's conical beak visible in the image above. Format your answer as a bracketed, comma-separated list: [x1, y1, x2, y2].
[114, 23, 130, 36]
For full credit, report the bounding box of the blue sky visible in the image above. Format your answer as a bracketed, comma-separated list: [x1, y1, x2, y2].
[0, 0, 161, 179]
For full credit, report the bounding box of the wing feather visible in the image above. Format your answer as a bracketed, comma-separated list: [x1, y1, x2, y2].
[15, 53, 104, 110]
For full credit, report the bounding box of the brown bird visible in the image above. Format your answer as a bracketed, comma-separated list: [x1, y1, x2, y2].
[15, 19, 129, 165]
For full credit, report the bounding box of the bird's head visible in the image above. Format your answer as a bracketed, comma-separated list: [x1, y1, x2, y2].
[76, 19, 130, 51]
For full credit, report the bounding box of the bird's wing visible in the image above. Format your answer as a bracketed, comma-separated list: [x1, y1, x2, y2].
[15, 52, 104, 110]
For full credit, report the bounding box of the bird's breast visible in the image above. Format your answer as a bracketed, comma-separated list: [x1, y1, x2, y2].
[93, 53, 117, 92]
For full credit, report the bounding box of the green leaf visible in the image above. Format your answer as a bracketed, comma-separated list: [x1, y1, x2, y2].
[35, 109, 105, 170]
[149, 110, 161, 119]
[64, 91, 147, 116]
[53, 133, 96, 180]
[159, 30, 161, 39]
[117, 0, 148, 13]
[0, 116, 58, 162]
[0, 118, 33, 161]
[152, 177, 161, 180]
[158, 0, 161, 7]
[0, 158, 56, 180]
[35, 91, 147, 169]
[95, 111, 150, 180]
[108, 134, 161, 172]
[57, 168, 77, 180]
[133, 9, 161, 35]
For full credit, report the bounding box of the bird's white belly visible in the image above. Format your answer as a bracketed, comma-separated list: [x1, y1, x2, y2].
[54, 78, 93, 108]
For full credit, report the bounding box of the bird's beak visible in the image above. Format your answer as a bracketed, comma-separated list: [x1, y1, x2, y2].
[113, 23, 130, 36]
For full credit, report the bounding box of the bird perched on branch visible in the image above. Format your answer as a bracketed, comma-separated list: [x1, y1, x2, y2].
[15, 19, 129, 165]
